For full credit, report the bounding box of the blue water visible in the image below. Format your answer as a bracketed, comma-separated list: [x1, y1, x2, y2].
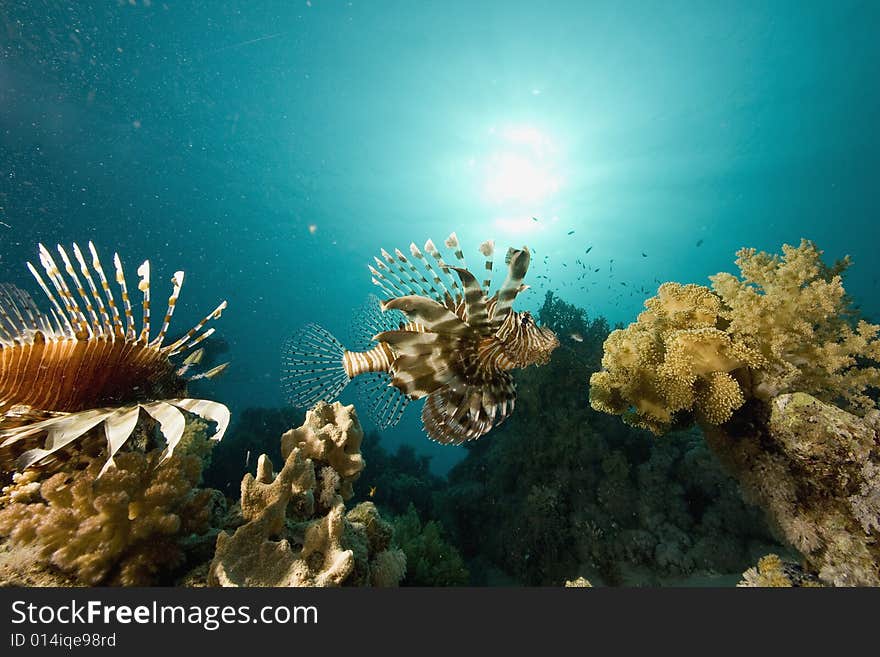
[1, 1, 878, 473]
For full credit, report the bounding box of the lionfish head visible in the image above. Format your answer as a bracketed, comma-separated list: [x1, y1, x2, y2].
[503, 311, 560, 367]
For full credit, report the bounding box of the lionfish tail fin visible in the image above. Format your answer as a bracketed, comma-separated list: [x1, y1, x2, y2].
[281, 323, 350, 408]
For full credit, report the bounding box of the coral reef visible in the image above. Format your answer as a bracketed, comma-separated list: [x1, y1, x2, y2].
[436, 294, 778, 586]
[355, 430, 446, 520]
[708, 393, 880, 585]
[0, 419, 219, 586]
[208, 401, 405, 587]
[738, 553, 822, 587]
[392, 504, 469, 586]
[590, 241, 880, 586]
[590, 240, 880, 433]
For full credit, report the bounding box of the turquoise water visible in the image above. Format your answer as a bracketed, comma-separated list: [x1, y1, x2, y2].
[1, 1, 878, 474]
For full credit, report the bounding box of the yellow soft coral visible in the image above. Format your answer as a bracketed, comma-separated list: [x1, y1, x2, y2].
[590, 240, 880, 434]
[589, 283, 760, 434]
[710, 239, 880, 410]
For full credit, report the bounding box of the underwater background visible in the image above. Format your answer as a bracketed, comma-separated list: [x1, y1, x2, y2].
[1, 1, 879, 586]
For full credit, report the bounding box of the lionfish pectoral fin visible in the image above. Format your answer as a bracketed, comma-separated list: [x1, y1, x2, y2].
[169, 399, 230, 442]
[420, 376, 516, 445]
[448, 266, 492, 335]
[98, 406, 142, 476]
[281, 323, 350, 409]
[353, 372, 410, 429]
[381, 295, 471, 335]
[1, 409, 112, 471]
[141, 401, 187, 461]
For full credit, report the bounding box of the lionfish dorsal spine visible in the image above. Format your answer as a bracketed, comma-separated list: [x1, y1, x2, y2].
[113, 253, 137, 341]
[368, 263, 403, 299]
[27, 261, 74, 338]
[137, 260, 151, 343]
[164, 300, 227, 356]
[88, 241, 125, 338]
[489, 247, 531, 328]
[410, 241, 453, 301]
[72, 242, 112, 338]
[447, 265, 491, 334]
[56, 245, 101, 339]
[38, 243, 91, 338]
[150, 270, 184, 347]
[424, 238, 461, 299]
[381, 248, 432, 299]
[479, 239, 495, 293]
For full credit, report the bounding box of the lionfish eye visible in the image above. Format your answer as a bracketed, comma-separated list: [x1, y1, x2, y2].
[521, 314, 531, 326]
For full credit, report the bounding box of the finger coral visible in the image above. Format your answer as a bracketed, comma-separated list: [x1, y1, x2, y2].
[209, 401, 404, 587]
[0, 419, 218, 585]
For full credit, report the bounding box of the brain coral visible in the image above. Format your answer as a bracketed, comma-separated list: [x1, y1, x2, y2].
[590, 240, 880, 433]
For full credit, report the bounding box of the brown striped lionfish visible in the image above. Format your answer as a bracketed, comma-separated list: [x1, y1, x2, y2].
[282, 232, 559, 444]
[0, 242, 230, 476]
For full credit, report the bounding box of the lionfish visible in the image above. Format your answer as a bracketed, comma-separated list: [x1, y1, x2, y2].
[282, 232, 559, 444]
[0, 242, 230, 476]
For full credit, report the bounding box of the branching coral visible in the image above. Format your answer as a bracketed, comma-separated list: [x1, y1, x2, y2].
[392, 504, 469, 586]
[208, 402, 404, 587]
[0, 420, 217, 585]
[591, 241, 880, 433]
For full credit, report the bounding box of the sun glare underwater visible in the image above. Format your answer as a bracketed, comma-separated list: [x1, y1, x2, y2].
[0, 1, 879, 588]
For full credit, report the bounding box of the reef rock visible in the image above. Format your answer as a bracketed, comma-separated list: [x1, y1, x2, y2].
[208, 402, 404, 587]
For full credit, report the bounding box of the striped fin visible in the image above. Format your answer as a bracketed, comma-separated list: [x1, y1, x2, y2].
[137, 261, 151, 342]
[380, 295, 472, 336]
[56, 245, 100, 338]
[164, 300, 227, 355]
[0, 284, 44, 344]
[38, 244, 90, 337]
[373, 330, 464, 398]
[354, 372, 410, 429]
[409, 242, 453, 303]
[98, 405, 142, 476]
[490, 247, 531, 328]
[368, 263, 405, 299]
[188, 362, 229, 380]
[424, 238, 461, 301]
[479, 240, 495, 293]
[167, 399, 230, 442]
[378, 248, 434, 298]
[444, 232, 467, 270]
[449, 266, 491, 335]
[113, 253, 137, 341]
[26, 261, 73, 337]
[349, 294, 406, 349]
[2, 409, 114, 471]
[88, 241, 125, 337]
[141, 401, 186, 461]
[281, 323, 351, 408]
[72, 242, 112, 337]
[396, 247, 443, 303]
[421, 375, 516, 445]
[152, 271, 184, 347]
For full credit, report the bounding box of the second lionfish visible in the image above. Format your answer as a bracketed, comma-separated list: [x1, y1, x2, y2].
[282, 232, 559, 444]
[0, 242, 230, 476]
